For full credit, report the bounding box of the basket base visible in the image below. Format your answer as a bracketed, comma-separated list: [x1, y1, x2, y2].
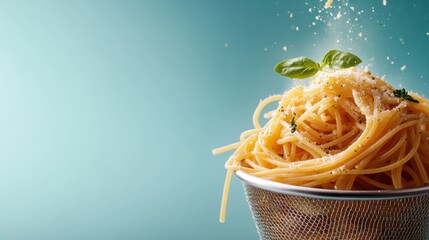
[243, 183, 429, 240]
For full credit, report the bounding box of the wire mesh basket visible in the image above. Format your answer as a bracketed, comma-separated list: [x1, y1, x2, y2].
[235, 170, 429, 240]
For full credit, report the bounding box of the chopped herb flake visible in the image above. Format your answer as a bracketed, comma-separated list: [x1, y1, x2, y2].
[394, 88, 419, 103]
[290, 113, 297, 133]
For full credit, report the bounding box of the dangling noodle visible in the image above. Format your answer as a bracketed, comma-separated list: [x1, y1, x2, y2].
[213, 68, 429, 222]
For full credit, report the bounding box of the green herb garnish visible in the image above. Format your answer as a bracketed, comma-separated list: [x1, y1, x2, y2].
[290, 113, 297, 133]
[274, 57, 320, 79]
[275, 49, 362, 79]
[393, 88, 419, 103]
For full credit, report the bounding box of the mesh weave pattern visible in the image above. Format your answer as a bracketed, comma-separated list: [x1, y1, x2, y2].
[244, 183, 429, 240]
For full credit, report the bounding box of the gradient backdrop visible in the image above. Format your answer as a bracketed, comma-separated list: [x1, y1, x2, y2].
[0, 1, 428, 239]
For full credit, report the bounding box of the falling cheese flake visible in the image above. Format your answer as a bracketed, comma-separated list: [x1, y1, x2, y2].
[282, 45, 288, 52]
[400, 65, 407, 71]
[327, 0, 385, 9]
[336, 11, 342, 19]
[325, 0, 333, 8]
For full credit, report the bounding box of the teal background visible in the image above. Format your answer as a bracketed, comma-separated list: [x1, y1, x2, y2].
[0, 1, 428, 239]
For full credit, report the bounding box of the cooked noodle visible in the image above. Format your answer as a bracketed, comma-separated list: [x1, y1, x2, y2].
[213, 68, 429, 222]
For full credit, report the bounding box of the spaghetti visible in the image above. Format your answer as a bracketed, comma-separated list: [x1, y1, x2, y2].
[214, 68, 429, 222]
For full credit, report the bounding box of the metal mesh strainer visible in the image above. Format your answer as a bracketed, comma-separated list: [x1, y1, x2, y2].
[235, 170, 429, 240]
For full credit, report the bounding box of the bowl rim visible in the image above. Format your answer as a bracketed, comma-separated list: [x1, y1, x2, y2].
[235, 170, 429, 200]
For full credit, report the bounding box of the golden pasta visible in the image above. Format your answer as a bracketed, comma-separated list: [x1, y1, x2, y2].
[213, 67, 429, 223]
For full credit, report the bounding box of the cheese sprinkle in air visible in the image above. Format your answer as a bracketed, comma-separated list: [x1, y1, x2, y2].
[325, 0, 333, 8]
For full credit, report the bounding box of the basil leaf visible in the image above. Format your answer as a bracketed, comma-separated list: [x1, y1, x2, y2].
[321, 50, 362, 69]
[274, 49, 363, 80]
[274, 57, 320, 79]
